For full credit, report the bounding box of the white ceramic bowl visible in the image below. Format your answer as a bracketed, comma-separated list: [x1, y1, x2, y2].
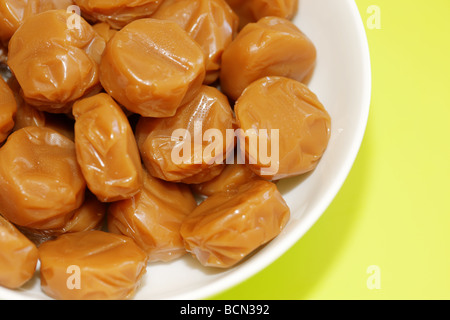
[0, 0, 371, 300]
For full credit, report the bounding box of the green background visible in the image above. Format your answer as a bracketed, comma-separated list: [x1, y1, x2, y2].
[213, 0, 450, 300]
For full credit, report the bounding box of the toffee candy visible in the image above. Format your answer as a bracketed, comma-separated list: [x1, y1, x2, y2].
[180, 179, 290, 268]
[0, 126, 86, 229]
[100, 18, 206, 118]
[74, 0, 163, 29]
[108, 169, 198, 263]
[226, 0, 298, 29]
[135, 85, 234, 183]
[234, 76, 331, 180]
[0, 215, 39, 289]
[73, 93, 143, 202]
[7, 10, 105, 113]
[0, 77, 17, 143]
[0, 0, 74, 44]
[151, 0, 238, 84]
[220, 16, 316, 101]
[38, 230, 148, 300]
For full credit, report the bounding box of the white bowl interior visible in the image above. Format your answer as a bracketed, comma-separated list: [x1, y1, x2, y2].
[0, 0, 371, 300]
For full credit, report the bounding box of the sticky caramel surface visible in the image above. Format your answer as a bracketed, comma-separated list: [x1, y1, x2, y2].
[0, 215, 39, 289]
[38, 230, 148, 300]
[220, 16, 316, 101]
[100, 18, 206, 118]
[108, 169, 197, 262]
[235, 76, 331, 180]
[181, 179, 290, 268]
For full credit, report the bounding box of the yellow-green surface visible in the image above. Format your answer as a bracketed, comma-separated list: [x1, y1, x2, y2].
[213, 0, 450, 300]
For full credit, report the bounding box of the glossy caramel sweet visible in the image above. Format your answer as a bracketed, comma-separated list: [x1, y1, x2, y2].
[180, 179, 290, 268]
[226, 0, 298, 29]
[151, 0, 238, 84]
[220, 16, 316, 101]
[191, 163, 260, 197]
[74, 0, 163, 29]
[38, 230, 148, 300]
[100, 18, 206, 118]
[7, 10, 105, 113]
[235, 76, 331, 180]
[0, 215, 39, 289]
[0, 77, 17, 143]
[0, 0, 74, 44]
[73, 93, 143, 202]
[0, 127, 86, 229]
[92, 22, 118, 42]
[18, 191, 107, 246]
[136, 85, 234, 183]
[108, 169, 197, 263]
